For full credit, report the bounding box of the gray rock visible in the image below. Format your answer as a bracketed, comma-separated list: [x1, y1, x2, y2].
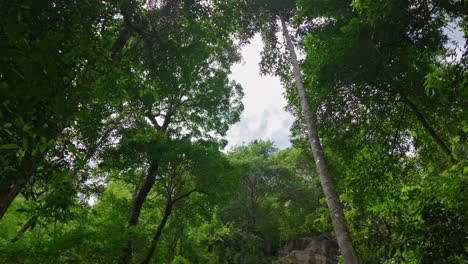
[274, 233, 339, 264]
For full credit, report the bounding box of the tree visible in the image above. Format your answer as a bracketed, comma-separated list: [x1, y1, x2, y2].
[1, 0, 465, 263]
[227, 0, 359, 261]
[218, 141, 323, 263]
[295, 0, 466, 261]
[280, 18, 358, 263]
[141, 139, 228, 264]
[0, 0, 153, 220]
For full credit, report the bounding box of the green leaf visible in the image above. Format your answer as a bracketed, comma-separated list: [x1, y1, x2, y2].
[152, 91, 159, 101]
[39, 143, 48, 153]
[0, 144, 19, 150]
[21, 0, 32, 9]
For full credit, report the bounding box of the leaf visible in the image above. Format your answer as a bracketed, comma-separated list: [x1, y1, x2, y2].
[152, 91, 159, 101]
[3, 128, 13, 136]
[22, 137, 29, 151]
[39, 143, 48, 153]
[76, 157, 85, 167]
[21, 0, 32, 9]
[0, 144, 19, 150]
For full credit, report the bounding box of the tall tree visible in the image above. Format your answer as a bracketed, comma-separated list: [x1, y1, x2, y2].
[141, 139, 228, 264]
[232, 0, 359, 261]
[295, 0, 466, 261]
[84, 2, 245, 262]
[0, 0, 147, 220]
[280, 18, 359, 264]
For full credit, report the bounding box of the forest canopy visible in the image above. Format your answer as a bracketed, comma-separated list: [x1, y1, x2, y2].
[0, 0, 466, 263]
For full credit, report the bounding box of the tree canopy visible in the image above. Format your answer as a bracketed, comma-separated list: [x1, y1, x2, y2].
[0, 0, 466, 263]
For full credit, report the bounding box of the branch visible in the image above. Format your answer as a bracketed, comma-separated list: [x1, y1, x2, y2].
[8, 215, 39, 243]
[146, 111, 162, 130]
[400, 95, 456, 163]
[172, 188, 204, 204]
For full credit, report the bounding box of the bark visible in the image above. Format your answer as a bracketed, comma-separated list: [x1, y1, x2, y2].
[0, 156, 35, 220]
[111, 26, 133, 59]
[0, 176, 29, 220]
[9, 215, 39, 243]
[281, 18, 359, 264]
[120, 163, 160, 264]
[141, 200, 173, 264]
[127, 163, 159, 225]
[400, 95, 455, 162]
[141, 189, 197, 264]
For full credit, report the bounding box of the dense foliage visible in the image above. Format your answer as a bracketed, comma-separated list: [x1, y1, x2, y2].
[0, 0, 466, 263]
[293, 0, 467, 262]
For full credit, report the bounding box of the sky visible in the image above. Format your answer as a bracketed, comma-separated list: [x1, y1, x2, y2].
[444, 19, 466, 62]
[225, 35, 294, 151]
[224, 23, 465, 152]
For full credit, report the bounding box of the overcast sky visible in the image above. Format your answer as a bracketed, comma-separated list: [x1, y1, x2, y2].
[225, 24, 465, 151]
[226, 35, 294, 150]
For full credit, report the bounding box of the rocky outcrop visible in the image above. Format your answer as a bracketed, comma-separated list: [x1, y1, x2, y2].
[274, 233, 339, 264]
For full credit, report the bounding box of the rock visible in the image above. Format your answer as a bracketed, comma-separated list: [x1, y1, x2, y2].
[274, 233, 338, 264]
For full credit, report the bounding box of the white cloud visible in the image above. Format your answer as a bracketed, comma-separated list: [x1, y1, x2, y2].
[443, 19, 466, 62]
[226, 35, 294, 150]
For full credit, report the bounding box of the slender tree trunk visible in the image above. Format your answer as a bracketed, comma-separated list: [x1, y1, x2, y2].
[141, 189, 197, 264]
[400, 95, 455, 162]
[141, 200, 173, 264]
[280, 18, 359, 264]
[9, 215, 39, 243]
[120, 163, 160, 263]
[128, 163, 159, 225]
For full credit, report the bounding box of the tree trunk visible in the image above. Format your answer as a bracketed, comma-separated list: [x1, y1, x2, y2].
[120, 163, 160, 263]
[141, 200, 173, 264]
[140, 189, 197, 264]
[0, 156, 35, 220]
[280, 18, 359, 264]
[0, 176, 29, 220]
[111, 26, 133, 59]
[128, 163, 159, 225]
[9, 214, 39, 243]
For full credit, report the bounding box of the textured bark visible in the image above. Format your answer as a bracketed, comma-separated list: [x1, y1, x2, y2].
[281, 18, 359, 264]
[400, 95, 455, 162]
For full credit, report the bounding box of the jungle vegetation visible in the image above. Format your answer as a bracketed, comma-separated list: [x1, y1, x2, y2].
[0, 0, 466, 263]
